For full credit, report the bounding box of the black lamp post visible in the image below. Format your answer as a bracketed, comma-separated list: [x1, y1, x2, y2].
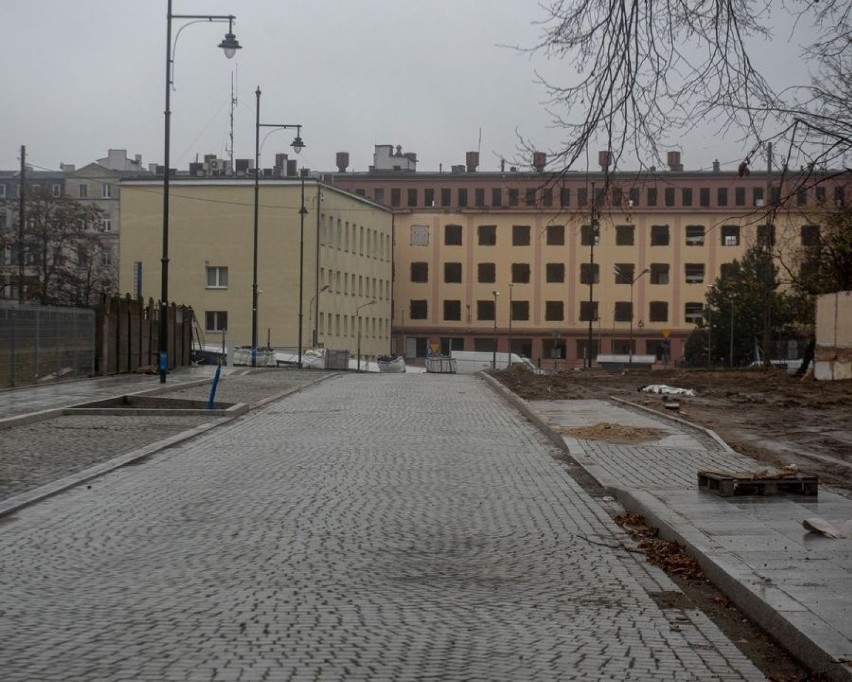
[614, 265, 650, 368]
[310, 284, 331, 347]
[357, 300, 376, 372]
[492, 290, 499, 369]
[251, 86, 304, 368]
[160, 1, 241, 383]
[586, 181, 599, 369]
[508, 284, 513, 366]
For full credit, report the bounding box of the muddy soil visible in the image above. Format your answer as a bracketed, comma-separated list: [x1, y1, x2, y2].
[495, 365, 852, 492]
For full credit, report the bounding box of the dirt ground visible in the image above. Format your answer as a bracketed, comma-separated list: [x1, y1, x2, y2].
[495, 365, 852, 492]
[493, 365, 849, 680]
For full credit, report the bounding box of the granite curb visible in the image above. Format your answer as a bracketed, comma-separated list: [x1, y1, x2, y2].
[480, 371, 851, 682]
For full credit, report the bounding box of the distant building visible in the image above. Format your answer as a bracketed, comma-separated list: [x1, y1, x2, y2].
[331, 146, 850, 366]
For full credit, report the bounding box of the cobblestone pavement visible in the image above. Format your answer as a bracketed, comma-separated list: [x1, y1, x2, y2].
[0, 369, 332, 501]
[0, 374, 765, 681]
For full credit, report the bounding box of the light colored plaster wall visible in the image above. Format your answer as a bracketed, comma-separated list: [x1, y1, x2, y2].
[814, 290, 852, 381]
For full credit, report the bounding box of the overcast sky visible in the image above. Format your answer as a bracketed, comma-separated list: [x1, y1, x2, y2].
[2, 1, 816, 175]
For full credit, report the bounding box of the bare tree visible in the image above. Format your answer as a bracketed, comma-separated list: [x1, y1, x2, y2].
[2, 186, 114, 306]
[529, 1, 851, 174]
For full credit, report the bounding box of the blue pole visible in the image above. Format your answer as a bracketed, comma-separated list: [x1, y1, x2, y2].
[208, 363, 222, 410]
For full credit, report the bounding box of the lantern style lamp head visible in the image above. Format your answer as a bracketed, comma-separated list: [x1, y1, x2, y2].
[218, 18, 242, 59]
[291, 127, 305, 154]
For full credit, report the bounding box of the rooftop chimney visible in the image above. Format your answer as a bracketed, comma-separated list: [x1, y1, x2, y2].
[712, 159, 720, 172]
[465, 151, 479, 173]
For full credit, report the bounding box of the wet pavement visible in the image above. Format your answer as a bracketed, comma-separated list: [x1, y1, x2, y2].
[0, 370, 849, 679]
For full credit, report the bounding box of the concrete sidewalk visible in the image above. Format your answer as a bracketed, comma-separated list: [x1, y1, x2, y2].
[494, 383, 852, 681]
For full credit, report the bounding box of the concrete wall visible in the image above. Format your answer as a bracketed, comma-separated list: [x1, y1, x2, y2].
[814, 290, 852, 381]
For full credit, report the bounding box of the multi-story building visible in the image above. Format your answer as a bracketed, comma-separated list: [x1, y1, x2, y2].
[332, 146, 849, 367]
[118, 173, 393, 360]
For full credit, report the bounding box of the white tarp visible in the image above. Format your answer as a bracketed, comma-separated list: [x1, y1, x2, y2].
[639, 384, 696, 397]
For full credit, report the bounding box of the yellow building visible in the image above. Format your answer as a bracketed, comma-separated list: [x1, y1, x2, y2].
[118, 178, 393, 360]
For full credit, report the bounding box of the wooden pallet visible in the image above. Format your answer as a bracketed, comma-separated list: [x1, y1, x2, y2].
[698, 470, 818, 497]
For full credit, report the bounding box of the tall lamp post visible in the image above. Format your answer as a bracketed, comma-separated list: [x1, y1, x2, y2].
[586, 182, 599, 369]
[492, 290, 499, 369]
[507, 284, 514, 366]
[624, 267, 650, 367]
[160, 2, 241, 383]
[356, 300, 376, 372]
[251, 86, 304, 368]
[309, 284, 330, 347]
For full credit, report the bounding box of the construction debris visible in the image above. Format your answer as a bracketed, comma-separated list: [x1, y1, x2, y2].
[698, 469, 818, 497]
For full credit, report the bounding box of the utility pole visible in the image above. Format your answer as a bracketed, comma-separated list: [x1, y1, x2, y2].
[586, 181, 598, 368]
[18, 145, 26, 303]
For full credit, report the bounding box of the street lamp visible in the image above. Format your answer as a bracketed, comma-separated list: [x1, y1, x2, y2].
[160, 1, 241, 383]
[356, 300, 376, 372]
[251, 86, 304, 368]
[309, 284, 331, 347]
[492, 290, 499, 369]
[614, 266, 650, 368]
[508, 284, 514, 366]
[586, 181, 599, 369]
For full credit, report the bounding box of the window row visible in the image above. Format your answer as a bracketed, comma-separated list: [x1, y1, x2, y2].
[321, 216, 390, 260]
[321, 268, 390, 300]
[375, 184, 846, 210]
[408, 261, 715, 285]
[407, 299, 708, 324]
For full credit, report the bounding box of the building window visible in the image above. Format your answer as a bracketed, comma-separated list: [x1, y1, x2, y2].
[545, 263, 565, 283]
[835, 187, 845, 206]
[472, 263, 494, 285]
[613, 263, 634, 284]
[577, 187, 588, 206]
[205, 311, 228, 331]
[546, 224, 564, 245]
[407, 188, 417, 207]
[444, 262, 462, 283]
[410, 262, 428, 283]
[491, 188, 502, 207]
[757, 224, 775, 248]
[629, 187, 640, 206]
[647, 188, 658, 206]
[579, 301, 599, 322]
[797, 188, 807, 206]
[560, 188, 570, 207]
[373, 188, 384, 203]
[424, 189, 435, 207]
[580, 263, 600, 284]
[510, 300, 530, 321]
[717, 187, 728, 206]
[478, 224, 497, 246]
[801, 224, 820, 246]
[458, 188, 468, 207]
[542, 188, 553, 207]
[699, 187, 710, 206]
[685, 263, 705, 283]
[0, 184, 6, 198]
[721, 225, 740, 246]
[612, 187, 623, 207]
[545, 301, 564, 321]
[410, 300, 428, 320]
[650, 263, 669, 284]
[816, 186, 826, 204]
[615, 224, 635, 246]
[445, 224, 462, 246]
[512, 224, 531, 246]
[100, 183, 112, 199]
[206, 266, 228, 288]
[664, 187, 675, 207]
[525, 188, 536, 206]
[508, 189, 519, 206]
[443, 300, 461, 321]
[685, 225, 705, 246]
[78, 184, 88, 199]
[100, 217, 113, 232]
[52, 184, 61, 197]
[475, 188, 485, 207]
[753, 187, 764, 206]
[649, 301, 669, 322]
[684, 302, 704, 324]
[477, 299, 496, 321]
[650, 224, 670, 246]
[511, 263, 531, 283]
[440, 188, 452, 207]
[410, 224, 429, 246]
[614, 302, 632, 322]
